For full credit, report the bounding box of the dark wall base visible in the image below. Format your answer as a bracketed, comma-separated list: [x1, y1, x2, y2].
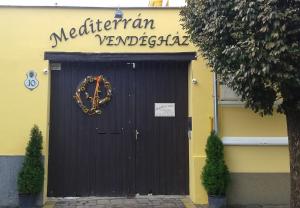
[227, 173, 290, 205]
[0, 156, 43, 207]
[0, 157, 289, 206]
[0, 156, 24, 207]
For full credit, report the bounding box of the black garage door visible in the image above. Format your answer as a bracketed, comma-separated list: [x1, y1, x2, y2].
[48, 59, 189, 196]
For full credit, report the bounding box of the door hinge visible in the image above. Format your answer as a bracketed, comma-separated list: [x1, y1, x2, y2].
[126, 62, 136, 69]
[135, 129, 139, 141]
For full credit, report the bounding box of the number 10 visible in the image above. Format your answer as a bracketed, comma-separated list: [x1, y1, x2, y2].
[27, 80, 36, 87]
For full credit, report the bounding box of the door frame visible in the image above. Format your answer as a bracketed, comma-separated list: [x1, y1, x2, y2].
[45, 51, 196, 197]
[44, 52, 196, 62]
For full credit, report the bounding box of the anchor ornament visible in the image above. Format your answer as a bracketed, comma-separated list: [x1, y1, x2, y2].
[73, 75, 112, 115]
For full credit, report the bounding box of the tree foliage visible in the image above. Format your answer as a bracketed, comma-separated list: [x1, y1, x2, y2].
[18, 125, 44, 194]
[181, 0, 300, 115]
[201, 131, 230, 196]
[181, 1, 300, 206]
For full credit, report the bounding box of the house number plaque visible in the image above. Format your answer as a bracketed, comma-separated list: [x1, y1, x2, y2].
[24, 70, 39, 91]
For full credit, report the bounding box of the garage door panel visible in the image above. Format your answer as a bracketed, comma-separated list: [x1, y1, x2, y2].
[48, 60, 188, 196]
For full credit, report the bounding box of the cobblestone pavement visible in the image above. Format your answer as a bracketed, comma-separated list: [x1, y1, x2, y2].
[46, 196, 289, 208]
[196, 205, 289, 208]
[47, 195, 195, 208]
[227, 205, 289, 208]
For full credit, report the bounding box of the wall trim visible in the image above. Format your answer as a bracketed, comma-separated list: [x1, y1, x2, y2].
[222, 137, 288, 146]
[0, 5, 183, 9]
[219, 100, 282, 107]
[218, 100, 244, 107]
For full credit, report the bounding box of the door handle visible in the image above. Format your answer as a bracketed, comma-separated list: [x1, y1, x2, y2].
[135, 129, 139, 141]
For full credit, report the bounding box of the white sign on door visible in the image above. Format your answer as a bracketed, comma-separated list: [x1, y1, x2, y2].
[154, 103, 175, 117]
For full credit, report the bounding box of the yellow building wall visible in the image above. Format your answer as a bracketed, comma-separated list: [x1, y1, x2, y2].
[188, 58, 213, 204]
[0, 7, 194, 151]
[219, 106, 289, 173]
[220, 107, 287, 137]
[0, 6, 289, 205]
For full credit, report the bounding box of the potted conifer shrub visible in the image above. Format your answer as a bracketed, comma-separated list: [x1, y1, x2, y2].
[201, 131, 230, 208]
[17, 125, 44, 208]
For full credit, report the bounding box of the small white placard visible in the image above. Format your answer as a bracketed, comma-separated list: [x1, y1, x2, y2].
[50, 63, 61, 71]
[155, 103, 175, 117]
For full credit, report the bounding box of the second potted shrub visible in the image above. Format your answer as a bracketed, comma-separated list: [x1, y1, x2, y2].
[17, 125, 44, 208]
[201, 131, 230, 208]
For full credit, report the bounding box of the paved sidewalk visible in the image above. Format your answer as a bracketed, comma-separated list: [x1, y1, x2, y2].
[46, 196, 196, 208]
[227, 205, 289, 208]
[196, 205, 289, 208]
[45, 197, 289, 208]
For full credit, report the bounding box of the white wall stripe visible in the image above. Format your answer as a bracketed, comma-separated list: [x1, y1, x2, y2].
[222, 137, 288, 146]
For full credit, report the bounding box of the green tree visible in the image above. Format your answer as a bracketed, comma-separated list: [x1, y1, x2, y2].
[18, 125, 44, 194]
[202, 131, 230, 196]
[181, 0, 300, 206]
